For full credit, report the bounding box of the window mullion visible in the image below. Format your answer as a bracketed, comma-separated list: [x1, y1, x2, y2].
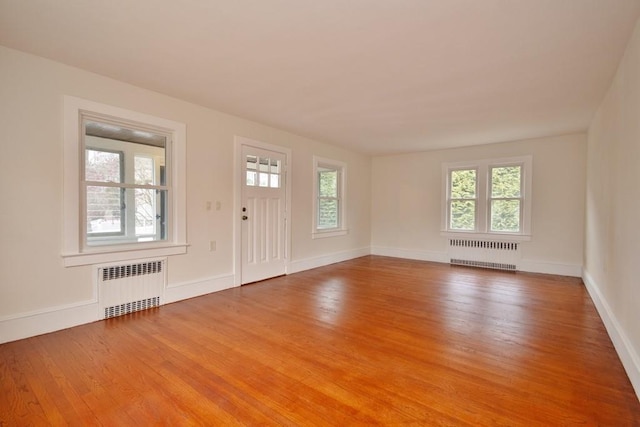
[84, 181, 168, 191]
[477, 164, 487, 233]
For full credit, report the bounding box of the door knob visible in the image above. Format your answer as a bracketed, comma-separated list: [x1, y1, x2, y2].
[242, 215, 248, 220]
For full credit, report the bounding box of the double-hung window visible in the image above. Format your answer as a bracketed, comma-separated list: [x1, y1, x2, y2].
[63, 96, 187, 266]
[448, 168, 477, 231]
[443, 156, 532, 238]
[489, 165, 523, 233]
[313, 157, 347, 238]
[83, 119, 168, 246]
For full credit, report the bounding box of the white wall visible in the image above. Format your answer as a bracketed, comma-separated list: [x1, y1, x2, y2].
[371, 134, 586, 276]
[0, 46, 371, 342]
[584, 17, 640, 399]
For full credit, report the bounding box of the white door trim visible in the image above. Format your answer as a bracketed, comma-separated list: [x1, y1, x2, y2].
[233, 136, 292, 285]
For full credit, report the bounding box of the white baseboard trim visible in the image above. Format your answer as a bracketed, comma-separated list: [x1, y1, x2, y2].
[164, 273, 236, 304]
[519, 260, 582, 277]
[0, 273, 237, 345]
[583, 269, 640, 401]
[288, 247, 371, 274]
[0, 299, 99, 344]
[371, 246, 582, 277]
[370, 246, 449, 264]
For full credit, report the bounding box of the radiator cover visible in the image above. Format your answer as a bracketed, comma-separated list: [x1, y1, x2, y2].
[448, 239, 520, 271]
[98, 259, 165, 319]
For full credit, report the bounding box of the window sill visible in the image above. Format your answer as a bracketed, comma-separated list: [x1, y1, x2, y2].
[62, 243, 188, 267]
[312, 229, 348, 239]
[440, 231, 531, 242]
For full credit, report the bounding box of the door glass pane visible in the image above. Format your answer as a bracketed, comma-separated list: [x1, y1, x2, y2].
[259, 157, 269, 172]
[259, 172, 269, 187]
[246, 171, 257, 186]
[270, 174, 280, 188]
[270, 159, 281, 174]
[246, 155, 257, 170]
[492, 166, 521, 198]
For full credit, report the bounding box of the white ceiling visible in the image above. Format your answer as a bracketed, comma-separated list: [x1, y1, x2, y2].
[1, 0, 639, 155]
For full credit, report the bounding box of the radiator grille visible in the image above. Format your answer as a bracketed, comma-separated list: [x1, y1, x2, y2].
[449, 239, 518, 251]
[104, 297, 160, 319]
[98, 259, 165, 319]
[450, 258, 517, 271]
[449, 239, 520, 271]
[102, 261, 163, 281]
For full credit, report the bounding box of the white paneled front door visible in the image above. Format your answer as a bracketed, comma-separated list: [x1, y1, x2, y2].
[240, 144, 287, 284]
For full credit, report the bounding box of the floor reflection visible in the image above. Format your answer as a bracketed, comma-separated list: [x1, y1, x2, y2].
[314, 279, 345, 325]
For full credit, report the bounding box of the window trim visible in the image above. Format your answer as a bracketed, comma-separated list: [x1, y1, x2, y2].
[63, 96, 187, 267]
[441, 155, 532, 241]
[312, 156, 347, 239]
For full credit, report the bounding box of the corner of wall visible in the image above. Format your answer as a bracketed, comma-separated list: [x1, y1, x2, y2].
[288, 247, 371, 274]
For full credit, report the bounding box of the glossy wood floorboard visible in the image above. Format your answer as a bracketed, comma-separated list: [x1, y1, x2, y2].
[1, 256, 639, 425]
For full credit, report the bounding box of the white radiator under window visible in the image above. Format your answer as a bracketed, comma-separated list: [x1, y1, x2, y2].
[97, 259, 166, 319]
[449, 239, 520, 271]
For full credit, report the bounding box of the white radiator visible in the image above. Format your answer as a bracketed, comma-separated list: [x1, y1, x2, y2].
[97, 259, 166, 319]
[449, 239, 520, 271]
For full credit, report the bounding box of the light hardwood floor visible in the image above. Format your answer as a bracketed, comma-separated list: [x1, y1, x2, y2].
[1, 256, 639, 425]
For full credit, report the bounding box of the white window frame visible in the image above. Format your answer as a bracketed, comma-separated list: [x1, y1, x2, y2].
[441, 155, 532, 241]
[63, 96, 187, 266]
[312, 156, 347, 239]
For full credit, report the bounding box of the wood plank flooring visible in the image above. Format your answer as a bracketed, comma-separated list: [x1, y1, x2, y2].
[1, 256, 639, 425]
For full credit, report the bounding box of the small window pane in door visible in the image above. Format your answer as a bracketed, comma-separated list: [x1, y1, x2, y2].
[259, 172, 269, 187]
[270, 159, 280, 173]
[246, 171, 257, 186]
[246, 155, 258, 186]
[259, 157, 269, 172]
[247, 155, 257, 169]
[246, 155, 282, 187]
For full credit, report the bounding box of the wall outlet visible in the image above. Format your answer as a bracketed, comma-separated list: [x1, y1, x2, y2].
[209, 240, 216, 251]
